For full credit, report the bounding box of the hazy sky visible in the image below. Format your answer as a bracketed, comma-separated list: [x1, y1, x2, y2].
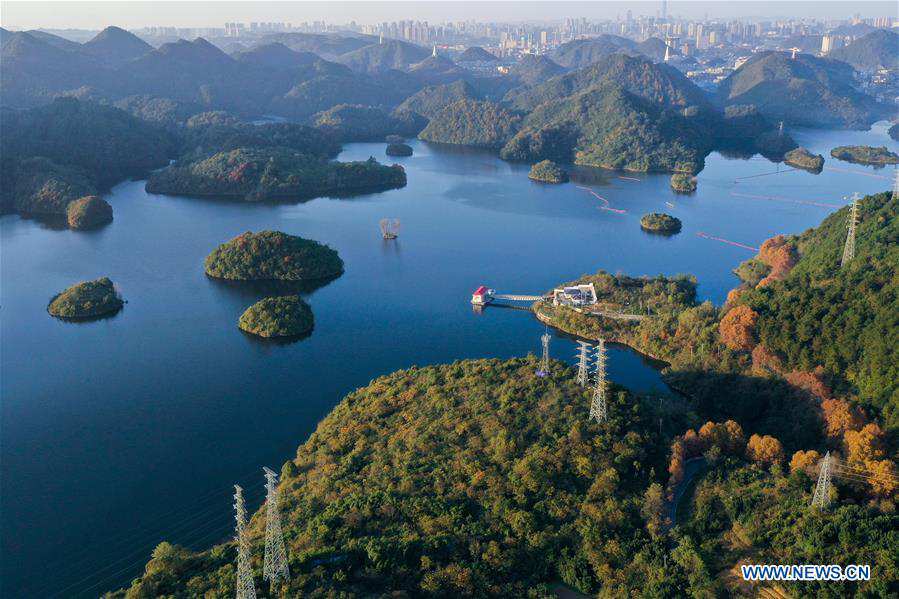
[1, 1, 895, 30]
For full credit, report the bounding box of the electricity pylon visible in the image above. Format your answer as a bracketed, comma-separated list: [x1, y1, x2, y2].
[262, 467, 290, 587]
[575, 341, 591, 387]
[233, 485, 257, 599]
[536, 333, 551, 377]
[589, 339, 608, 423]
[811, 451, 832, 509]
[892, 168, 898, 201]
[840, 193, 860, 267]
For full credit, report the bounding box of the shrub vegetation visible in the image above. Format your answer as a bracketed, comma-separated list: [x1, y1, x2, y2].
[48, 277, 123, 319]
[238, 295, 313, 338]
[640, 212, 681, 234]
[527, 159, 568, 183]
[66, 195, 113, 229]
[204, 230, 344, 281]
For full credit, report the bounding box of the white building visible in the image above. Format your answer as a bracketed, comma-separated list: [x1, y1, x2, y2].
[552, 283, 597, 307]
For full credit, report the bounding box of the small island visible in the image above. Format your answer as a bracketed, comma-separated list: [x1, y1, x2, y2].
[670, 173, 696, 193]
[640, 212, 682, 234]
[48, 277, 124, 319]
[783, 147, 824, 172]
[830, 145, 899, 166]
[205, 230, 344, 281]
[66, 195, 113, 229]
[385, 143, 413, 157]
[238, 295, 313, 338]
[527, 159, 569, 183]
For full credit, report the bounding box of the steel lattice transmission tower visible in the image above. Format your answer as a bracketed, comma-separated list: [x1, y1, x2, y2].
[536, 333, 551, 377]
[575, 341, 592, 387]
[811, 451, 832, 509]
[233, 485, 257, 599]
[841, 193, 860, 267]
[589, 339, 608, 423]
[263, 467, 290, 587]
[892, 168, 899, 201]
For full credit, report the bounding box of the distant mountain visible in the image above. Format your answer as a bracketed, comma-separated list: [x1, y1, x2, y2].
[506, 53, 711, 112]
[258, 32, 374, 59]
[0, 31, 112, 108]
[233, 42, 321, 70]
[418, 98, 522, 148]
[829, 23, 877, 37]
[395, 80, 480, 120]
[636, 37, 676, 61]
[338, 40, 430, 73]
[458, 46, 497, 62]
[780, 34, 823, 54]
[507, 54, 565, 86]
[406, 54, 465, 84]
[550, 35, 638, 68]
[717, 51, 888, 129]
[829, 29, 899, 71]
[23, 29, 83, 52]
[82, 26, 152, 65]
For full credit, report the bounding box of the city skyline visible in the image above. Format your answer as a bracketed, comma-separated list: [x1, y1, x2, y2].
[1, 0, 896, 30]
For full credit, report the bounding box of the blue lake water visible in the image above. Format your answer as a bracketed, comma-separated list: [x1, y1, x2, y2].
[1, 122, 896, 597]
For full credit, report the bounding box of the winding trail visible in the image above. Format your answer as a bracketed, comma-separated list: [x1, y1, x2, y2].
[666, 457, 707, 527]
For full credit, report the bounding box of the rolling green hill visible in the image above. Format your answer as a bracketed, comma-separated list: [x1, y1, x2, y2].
[418, 98, 522, 149]
[717, 51, 887, 129]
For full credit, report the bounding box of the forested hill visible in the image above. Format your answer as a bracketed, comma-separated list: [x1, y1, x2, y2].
[111, 358, 672, 597]
[738, 190, 898, 429]
[716, 51, 888, 129]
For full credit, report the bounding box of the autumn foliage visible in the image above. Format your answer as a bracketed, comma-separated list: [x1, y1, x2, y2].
[718, 305, 759, 351]
[821, 399, 864, 440]
[756, 235, 797, 284]
[789, 450, 821, 476]
[746, 434, 784, 465]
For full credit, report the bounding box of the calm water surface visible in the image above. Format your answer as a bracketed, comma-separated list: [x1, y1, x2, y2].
[2, 122, 896, 597]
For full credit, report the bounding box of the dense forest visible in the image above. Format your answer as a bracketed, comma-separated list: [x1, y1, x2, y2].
[204, 230, 344, 281]
[112, 355, 898, 597]
[146, 147, 406, 202]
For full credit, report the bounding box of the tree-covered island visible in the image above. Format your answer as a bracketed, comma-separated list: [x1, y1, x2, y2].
[640, 212, 682, 234]
[48, 277, 124, 319]
[527, 159, 569, 183]
[385, 143, 413, 156]
[66, 195, 113, 229]
[146, 148, 406, 202]
[783, 147, 825, 172]
[830, 145, 899, 166]
[669, 173, 696, 193]
[204, 230, 344, 281]
[238, 295, 314, 338]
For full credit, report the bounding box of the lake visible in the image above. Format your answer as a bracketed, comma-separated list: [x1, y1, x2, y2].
[1, 122, 895, 597]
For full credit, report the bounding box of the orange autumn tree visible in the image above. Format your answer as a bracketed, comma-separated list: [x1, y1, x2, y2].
[719, 305, 759, 351]
[746, 434, 784, 465]
[789, 450, 821, 476]
[865, 459, 899, 498]
[698, 420, 746, 454]
[844, 423, 886, 465]
[821, 399, 864, 440]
